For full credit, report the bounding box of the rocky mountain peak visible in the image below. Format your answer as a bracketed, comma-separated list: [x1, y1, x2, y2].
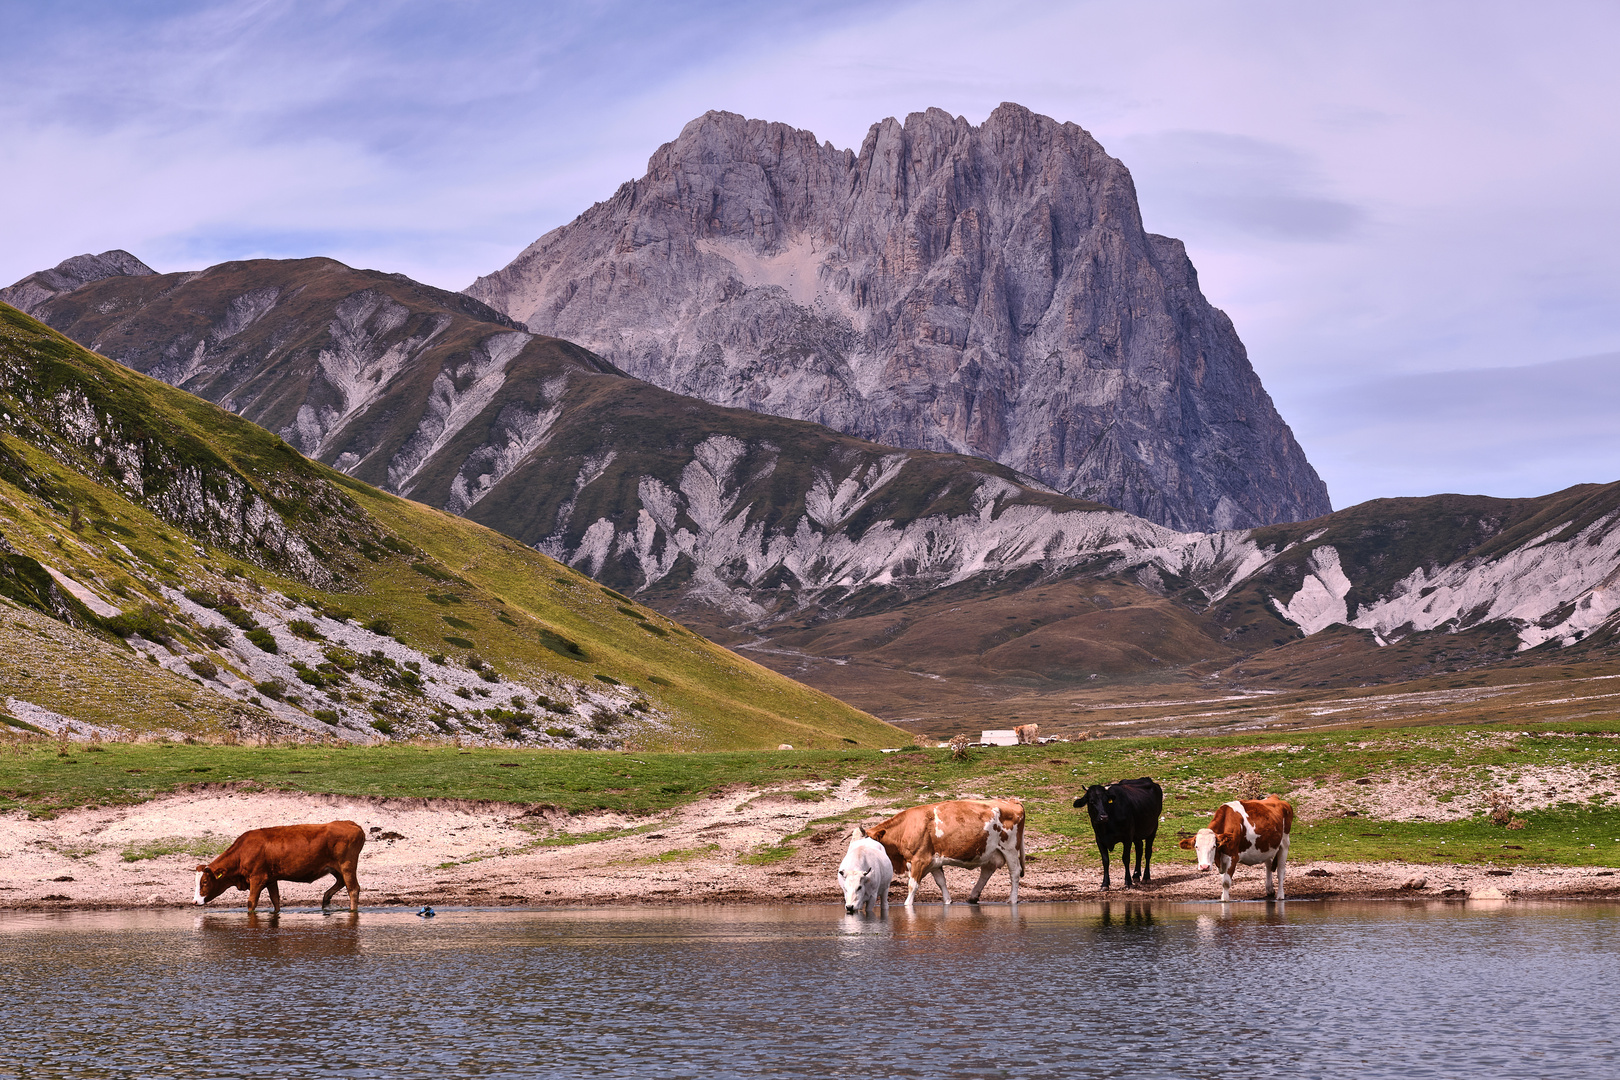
[466, 104, 1331, 532]
[1, 250, 155, 316]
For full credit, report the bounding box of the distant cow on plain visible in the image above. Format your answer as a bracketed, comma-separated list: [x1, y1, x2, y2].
[1074, 777, 1163, 889]
[864, 799, 1024, 906]
[837, 829, 894, 916]
[1180, 797, 1293, 902]
[193, 821, 365, 913]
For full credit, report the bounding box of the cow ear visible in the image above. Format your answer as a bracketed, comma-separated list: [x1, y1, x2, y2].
[1178, 837, 1194, 850]
[869, 828, 886, 843]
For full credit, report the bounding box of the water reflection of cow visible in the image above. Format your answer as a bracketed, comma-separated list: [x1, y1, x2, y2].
[193, 821, 365, 914]
[1074, 777, 1163, 889]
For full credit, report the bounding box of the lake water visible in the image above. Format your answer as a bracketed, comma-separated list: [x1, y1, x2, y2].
[1, 901, 1616, 1079]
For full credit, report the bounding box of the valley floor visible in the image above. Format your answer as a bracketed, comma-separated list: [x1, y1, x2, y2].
[5, 786, 1617, 910]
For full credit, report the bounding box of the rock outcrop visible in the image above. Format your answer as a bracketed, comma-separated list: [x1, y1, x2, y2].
[466, 104, 1331, 531]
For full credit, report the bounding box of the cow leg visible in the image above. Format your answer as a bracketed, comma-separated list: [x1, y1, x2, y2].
[343, 864, 362, 912]
[1219, 859, 1233, 903]
[967, 863, 996, 903]
[320, 874, 343, 911]
[905, 867, 923, 907]
[1119, 844, 1134, 889]
[1097, 841, 1112, 890]
[266, 879, 283, 914]
[246, 877, 265, 913]
[1005, 850, 1021, 906]
[931, 866, 952, 906]
[1142, 835, 1155, 883]
[1274, 842, 1289, 901]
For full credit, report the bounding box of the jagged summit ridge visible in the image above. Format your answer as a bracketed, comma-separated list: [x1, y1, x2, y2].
[467, 103, 1332, 531]
[1, 250, 155, 316]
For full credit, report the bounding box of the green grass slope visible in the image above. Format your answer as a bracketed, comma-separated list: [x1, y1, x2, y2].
[0, 301, 898, 750]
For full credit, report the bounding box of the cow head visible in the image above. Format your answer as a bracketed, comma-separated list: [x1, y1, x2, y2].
[838, 830, 874, 914]
[1178, 829, 1219, 871]
[1073, 784, 1111, 823]
[193, 865, 233, 905]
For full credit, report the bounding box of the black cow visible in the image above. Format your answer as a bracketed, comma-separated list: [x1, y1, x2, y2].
[1073, 777, 1163, 889]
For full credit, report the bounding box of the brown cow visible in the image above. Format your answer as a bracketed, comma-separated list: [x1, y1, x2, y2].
[864, 799, 1024, 907]
[193, 821, 365, 913]
[1179, 798, 1293, 902]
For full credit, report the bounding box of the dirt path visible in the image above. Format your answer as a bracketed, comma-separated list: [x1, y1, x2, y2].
[4, 785, 1618, 910]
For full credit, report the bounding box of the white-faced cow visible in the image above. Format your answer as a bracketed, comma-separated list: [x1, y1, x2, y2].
[194, 821, 366, 913]
[1073, 776, 1162, 889]
[837, 829, 894, 916]
[864, 799, 1024, 907]
[1179, 797, 1293, 902]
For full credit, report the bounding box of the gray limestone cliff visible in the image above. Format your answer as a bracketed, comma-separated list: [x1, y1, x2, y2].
[466, 104, 1331, 531]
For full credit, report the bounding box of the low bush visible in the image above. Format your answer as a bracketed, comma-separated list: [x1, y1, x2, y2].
[243, 628, 278, 653]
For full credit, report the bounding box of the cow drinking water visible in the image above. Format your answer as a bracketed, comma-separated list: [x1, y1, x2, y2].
[1074, 776, 1163, 889]
[193, 821, 366, 914]
[1180, 797, 1293, 902]
[863, 799, 1024, 907]
[837, 829, 894, 916]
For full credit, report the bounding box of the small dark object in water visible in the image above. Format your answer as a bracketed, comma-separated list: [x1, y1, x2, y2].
[417, 905, 436, 918]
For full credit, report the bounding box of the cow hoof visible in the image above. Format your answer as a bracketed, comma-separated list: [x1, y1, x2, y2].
[966, 897, 980, 905]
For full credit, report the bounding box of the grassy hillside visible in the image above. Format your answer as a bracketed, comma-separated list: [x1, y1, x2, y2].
[0, 301, 899, 750]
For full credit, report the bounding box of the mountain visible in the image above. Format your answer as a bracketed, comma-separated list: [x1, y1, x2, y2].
[0, 249, 156, 316]
[0, 300, 895, 750]
[465, 104, 1332, 532]
[12, 255, 1618, 730]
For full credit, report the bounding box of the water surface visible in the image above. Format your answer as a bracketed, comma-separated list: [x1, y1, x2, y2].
[2, 901, 1616, 1078]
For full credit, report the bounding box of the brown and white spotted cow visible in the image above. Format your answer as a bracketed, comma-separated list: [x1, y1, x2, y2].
[194, 821, 365, 913]
[1179, 797, 1293, 902]
[864, 799, 1024, 907]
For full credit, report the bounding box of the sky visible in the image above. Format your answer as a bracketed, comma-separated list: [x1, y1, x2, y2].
[3, 0, 1617, 510]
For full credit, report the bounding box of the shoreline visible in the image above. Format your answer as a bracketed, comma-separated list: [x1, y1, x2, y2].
[5, 788, 1619, 911]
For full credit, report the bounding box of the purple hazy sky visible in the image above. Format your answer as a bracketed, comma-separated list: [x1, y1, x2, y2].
[3, 0, 1617, 511]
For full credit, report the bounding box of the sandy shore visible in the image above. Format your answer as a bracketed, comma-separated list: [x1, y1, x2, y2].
[4, 785, 1618, 910]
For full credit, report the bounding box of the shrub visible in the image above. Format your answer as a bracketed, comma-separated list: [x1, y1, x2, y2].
[443, 635, 474, 649]
[479, 668, 500, 683]
[198, 624, 231, 647]
[312, 709, 339, 725]
[363, 617, 393, 636]
[537, 628, 587, 661]
[288, 619, 323, 641]
[186, 658, 218, 680]
[322, 647, 358, 671]
[594, 674, 621, 686]
[216, 604, 257, 631]
[244, 628, 279, 653]
[455, 687, 472, 699]
[102, 604, 174, 642]
[647, 675, 672, 687]
[544, 727, 574, 739]
[369, 718, 394, 735]
[637, 621, 668, 637]
[254, 679, 286, 701]
[183, 588, 218, 608]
